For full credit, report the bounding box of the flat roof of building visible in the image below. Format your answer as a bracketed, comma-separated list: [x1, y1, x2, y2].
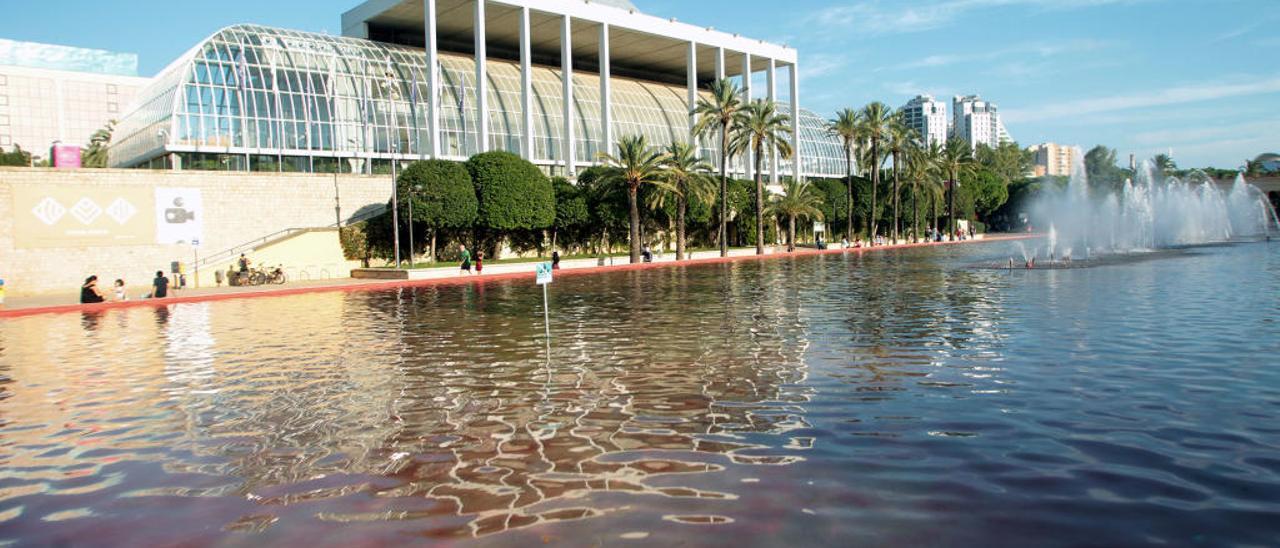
[341, 0, 796, 84]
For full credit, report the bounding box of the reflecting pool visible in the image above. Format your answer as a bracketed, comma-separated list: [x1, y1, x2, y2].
[2, 241, 1279, 545]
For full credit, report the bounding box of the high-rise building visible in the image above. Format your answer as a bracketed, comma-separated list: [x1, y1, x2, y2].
[900, 94, 947, 148]
[0, 39, 149, 160]
[950, 94, 1011, 150]
[1028, 142, 1075, 177]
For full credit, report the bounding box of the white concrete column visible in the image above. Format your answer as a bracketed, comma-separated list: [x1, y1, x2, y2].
[520, 6, 533, 159]
[715, 47, 725, 80]
[790, 62, 801, 182]
[599, 23, 612, 157]
[687, 42, 697, 141]
[561, 15, 575, 175]
[474, 0, 489, 153]
[767, 58, 778, 184]
[425, 0, 440, 158]
[742, 52, 752, 181]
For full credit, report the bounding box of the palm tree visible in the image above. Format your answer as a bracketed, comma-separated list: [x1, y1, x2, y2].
[653, 141, 716, 260]
[935, 137, 977, 238]
[886, 119, 917, 243]
[730, 100, 794, 255]
[828, 108, 860, 243]
[692, 79, 746, 257]
[857, 102, 895, 244]
[767, 179, 825, 252]
[598, 135, 674, 263]
[1152, 153, 1177, 181]
[83, 120, 116, 168]
[906, 141, 943, 242]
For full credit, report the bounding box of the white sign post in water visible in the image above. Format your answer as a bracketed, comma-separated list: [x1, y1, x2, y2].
[536, 262, 553, 352]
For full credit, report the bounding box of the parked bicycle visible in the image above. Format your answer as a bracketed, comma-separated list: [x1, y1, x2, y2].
[230, 264, 286, 286]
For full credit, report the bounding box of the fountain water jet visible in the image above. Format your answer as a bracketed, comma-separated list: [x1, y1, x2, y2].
[1028, 149, 1278, 256]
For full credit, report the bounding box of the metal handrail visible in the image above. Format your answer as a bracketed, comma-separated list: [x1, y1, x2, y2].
[195, 205, 387, 269]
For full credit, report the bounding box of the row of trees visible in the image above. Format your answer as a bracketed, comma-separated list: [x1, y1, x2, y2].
[346, 80, 1040, 265]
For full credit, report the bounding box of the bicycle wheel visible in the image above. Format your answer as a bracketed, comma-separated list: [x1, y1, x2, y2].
[251, 272, 266, 285]
[272, 272, 287, 285]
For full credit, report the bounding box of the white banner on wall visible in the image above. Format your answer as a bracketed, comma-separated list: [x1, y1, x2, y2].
[155, 188, 204, 245]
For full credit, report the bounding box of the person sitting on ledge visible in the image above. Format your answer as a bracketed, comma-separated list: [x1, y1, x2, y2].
[80, 276, 106, 304]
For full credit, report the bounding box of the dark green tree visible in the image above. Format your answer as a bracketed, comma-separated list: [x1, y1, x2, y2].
[397, 159, 477, 261]
[551, 177, 589, 251]
[465, 151, 555, 256]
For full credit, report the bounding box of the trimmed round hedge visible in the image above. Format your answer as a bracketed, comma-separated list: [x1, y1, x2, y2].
[396, 159, 478, 229]
[465, 151, 555, 231]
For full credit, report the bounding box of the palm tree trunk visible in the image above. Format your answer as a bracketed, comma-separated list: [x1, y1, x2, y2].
[629, 185, 641, 263]
[912, 186, 920, 243]
[947, 170, 956, 239]
[677, 194, 687, 261]
[719, 125, 729, 257]
[788, 215, 796, 252]
[870, 140, 879, 245]
[430, 228, 437, 263]
[845, 147, 854, 242]
[754, 143, 765, 255]
[892, 152, 900, 243]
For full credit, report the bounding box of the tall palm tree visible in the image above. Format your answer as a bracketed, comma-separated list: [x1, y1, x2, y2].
[653, 141, 716, 260]
[886, 119, 917, 243]
[935, 137, 977, 238]
[598, 135, 674, 263]
[828, 108, 860, 242]
[692, 79, 745, 257]
[857, 102, 895, 244]
[1152, 153, 1177, 181]
[906, 141, 943, 242]
[731, 100, 794, 255]
[767, 179, 825, 252]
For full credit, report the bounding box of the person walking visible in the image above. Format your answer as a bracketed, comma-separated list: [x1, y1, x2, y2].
[112, 279, 128, 301]
[80, 276, 106, 304]
[474, 251, 484, 275]
[459, 244, 472, 275]
[552, 251, 561, 270]
[152, 270, 170, 299]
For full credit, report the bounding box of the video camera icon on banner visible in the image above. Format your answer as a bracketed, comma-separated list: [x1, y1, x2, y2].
[155, 188, 203, 245]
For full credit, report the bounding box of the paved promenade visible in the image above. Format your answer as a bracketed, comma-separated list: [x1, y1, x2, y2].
[0, 234, 1036, 318]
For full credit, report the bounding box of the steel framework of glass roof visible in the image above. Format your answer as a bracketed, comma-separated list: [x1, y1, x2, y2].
[110, 25, 847, 179]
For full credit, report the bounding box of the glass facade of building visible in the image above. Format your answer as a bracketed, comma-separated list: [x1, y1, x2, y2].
[110, 25, 845, 178]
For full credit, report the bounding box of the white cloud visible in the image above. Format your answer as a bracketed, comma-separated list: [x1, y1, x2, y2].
[1131, 119, 1280, 146]
[1002, 77, 1280, 123]
[804, 53, 849, 78]
[891, 39, 1112, 71]
[801, 0, 1155, 37]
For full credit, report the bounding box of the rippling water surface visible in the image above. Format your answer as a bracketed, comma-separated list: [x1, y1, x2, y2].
[2, 241, 1279, 546]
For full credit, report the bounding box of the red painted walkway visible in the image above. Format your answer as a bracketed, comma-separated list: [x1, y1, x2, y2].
[0, 234, 1037, 319]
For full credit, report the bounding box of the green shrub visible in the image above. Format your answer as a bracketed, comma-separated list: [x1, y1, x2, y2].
[397, 160, 478, 229]
[465, 151, 555, 231]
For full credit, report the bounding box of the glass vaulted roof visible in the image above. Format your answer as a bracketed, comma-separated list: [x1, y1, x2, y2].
[110, 25, 845, 179]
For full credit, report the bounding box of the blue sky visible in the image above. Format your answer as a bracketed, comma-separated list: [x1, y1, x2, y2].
[2, 0, 1276, 168]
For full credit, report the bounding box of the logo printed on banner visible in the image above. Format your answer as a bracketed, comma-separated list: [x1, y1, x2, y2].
[69, 198, 102, 225]
[106, 197, 138, 224]
[31, 197, 67, 225]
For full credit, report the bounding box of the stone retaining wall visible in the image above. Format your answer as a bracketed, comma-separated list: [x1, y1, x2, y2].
[0, 167, 391, 296]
